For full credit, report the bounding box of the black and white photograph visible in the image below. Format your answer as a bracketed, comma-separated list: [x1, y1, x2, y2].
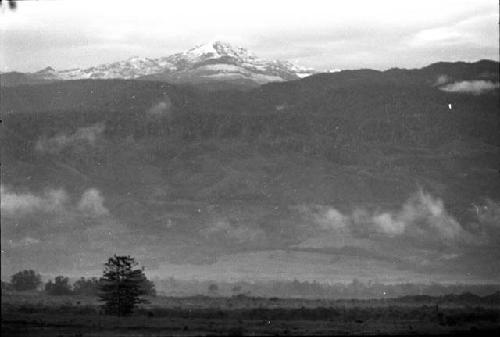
[1, 0, 499, 335]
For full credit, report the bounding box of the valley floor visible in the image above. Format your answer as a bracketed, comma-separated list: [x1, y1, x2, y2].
[4, 313, 499, 336]
[2, 293, 500, 336]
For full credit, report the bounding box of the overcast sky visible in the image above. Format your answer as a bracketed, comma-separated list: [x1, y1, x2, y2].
[0, 0, 498, 72]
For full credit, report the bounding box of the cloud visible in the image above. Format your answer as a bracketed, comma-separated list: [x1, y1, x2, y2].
[409, 26, 465, 48]
[1, 185, 122, 274]
[1, 185, 110, 220]
[2, 0, 498, 72]
[77, 188, 109, 216]
[372, 213, 405, 236]
[300, 190, 464, 243]
[439, 80, 499, 94]
[295, 204, 347, 231]
[35, 123, 105, 154]
[1, 185, 68, 216]
[147, 97, 172, 117]
[316, 207, 348, 231]
[290, 191, 500, 279]
[434, 74, 450, 86]
[407, 13, 498, 49]
[7, 237, 41, 248]
[399, 190, 462, 241]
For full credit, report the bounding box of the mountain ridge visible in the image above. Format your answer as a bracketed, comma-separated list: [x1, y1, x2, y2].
[0, 41, 316, 89]
[1, 60, 499, 280]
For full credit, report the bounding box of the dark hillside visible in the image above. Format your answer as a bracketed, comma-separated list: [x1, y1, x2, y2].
[1, 61, 499, 279]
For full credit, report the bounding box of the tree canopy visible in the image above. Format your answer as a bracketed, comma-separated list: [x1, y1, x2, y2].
[45, 276, 72, 295]
[99, 255, 154, 316]
[10, 270, 42, 291]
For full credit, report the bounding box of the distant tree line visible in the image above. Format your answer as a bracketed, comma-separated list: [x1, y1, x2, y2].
[2, 268, 155, 297]
[4, 269, 500, 301]
[156, 277, 500, 299]
[2, 256, 156, 316]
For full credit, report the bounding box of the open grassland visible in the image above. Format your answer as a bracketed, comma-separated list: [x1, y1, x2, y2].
[2, 291, 500, 336]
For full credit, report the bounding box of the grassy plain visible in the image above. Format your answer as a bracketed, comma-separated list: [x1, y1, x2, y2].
[2, 291, 500, 336]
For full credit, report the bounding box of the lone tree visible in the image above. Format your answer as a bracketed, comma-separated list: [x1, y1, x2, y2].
[99, 255, 153, 316]
[10, 270, 42, 291]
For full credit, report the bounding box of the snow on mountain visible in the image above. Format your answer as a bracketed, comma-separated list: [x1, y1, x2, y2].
[22, 41, 318, 86]
[56, 56, 173, 80]
[34, 66, 60, 79]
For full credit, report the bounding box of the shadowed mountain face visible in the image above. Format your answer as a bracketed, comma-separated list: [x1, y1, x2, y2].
[1, 61, 499, 283]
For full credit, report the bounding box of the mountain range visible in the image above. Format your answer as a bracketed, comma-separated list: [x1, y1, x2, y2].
[0, 41, 316, 89]
[1, 56, 499, 283]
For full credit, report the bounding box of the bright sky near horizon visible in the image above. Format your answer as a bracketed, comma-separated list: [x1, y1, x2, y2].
[0, 0, 498, 72]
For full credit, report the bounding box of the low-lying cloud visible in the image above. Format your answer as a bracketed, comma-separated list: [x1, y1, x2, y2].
[439, 80, 499, 94]
[1, 184, 123, 274]
[1, 185, 109, 218]
[77, 188, 109, 216]
[377, 190, 462, 240]
[7, 237, 41, 248]
[300, 190, 465, 243]
[147, 97, 172, 117]
[314, 207, 347, 231]
[1, 185, 68, 216]
[372, 213, 405, 236]
[35, 123, 105, 154]
[433, 74, 450, 86]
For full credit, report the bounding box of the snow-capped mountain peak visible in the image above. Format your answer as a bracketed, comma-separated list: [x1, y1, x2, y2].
[127, 55, 143, 61]
[186, 41, 249, 56]
[186, 41, 220, 57]
[38, 66, 56, 73]
[176, 40, 257, 65]
[15, 41, 321, 88]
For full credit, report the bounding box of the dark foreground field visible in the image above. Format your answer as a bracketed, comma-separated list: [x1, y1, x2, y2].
[2, 292, 500, 336]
